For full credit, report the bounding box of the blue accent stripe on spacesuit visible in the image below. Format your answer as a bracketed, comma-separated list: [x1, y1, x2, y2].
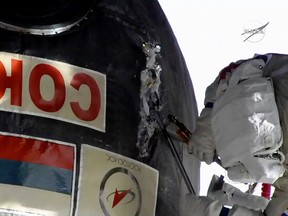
[205, 102, 213, 108]
[254, 54, 268, 63]
[219, 207, 230, 216]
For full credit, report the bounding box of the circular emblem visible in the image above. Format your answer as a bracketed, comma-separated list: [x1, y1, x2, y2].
[99, 167, 142, 216]
[242, 20, 269, 43]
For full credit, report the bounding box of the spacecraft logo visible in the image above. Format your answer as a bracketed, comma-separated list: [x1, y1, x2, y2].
[107, 188, 135, 208]
[99, 167, 142, 216]
[242, 21, 269, 42]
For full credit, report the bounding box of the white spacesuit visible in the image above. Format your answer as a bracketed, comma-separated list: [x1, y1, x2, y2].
[187, 53, 288, 215]
[183, 175, 269, 216]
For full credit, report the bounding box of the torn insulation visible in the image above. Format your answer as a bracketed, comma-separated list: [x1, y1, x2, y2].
[137, 42, 162, 158]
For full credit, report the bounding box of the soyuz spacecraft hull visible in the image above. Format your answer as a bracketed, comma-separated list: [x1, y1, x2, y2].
[0, 1, 200, 215]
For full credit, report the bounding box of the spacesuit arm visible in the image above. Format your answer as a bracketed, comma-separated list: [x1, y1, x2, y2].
[187, 60, 244, 164]
[204, 74, 220, 107]
[187, 75, 220, 164]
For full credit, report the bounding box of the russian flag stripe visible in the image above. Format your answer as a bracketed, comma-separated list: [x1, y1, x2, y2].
[0, 159, 73, 194]
[0, 135, 74, 170]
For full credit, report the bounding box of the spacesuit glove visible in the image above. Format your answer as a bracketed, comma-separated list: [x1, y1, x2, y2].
[207, 175, 269, 211]
[188, 108, 215, 164]
[182, 193, 222, 216]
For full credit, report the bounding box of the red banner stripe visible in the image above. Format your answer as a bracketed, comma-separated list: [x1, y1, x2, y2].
[0, 134, 74, 170]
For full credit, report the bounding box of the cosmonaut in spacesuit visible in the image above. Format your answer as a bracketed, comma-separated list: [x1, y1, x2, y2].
[187, 54, 288, 216]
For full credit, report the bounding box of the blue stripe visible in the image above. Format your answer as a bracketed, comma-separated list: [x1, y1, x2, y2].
[205, 102, 214, 108]
[219, 207, 230, 216]
[0, 159, 73, 194]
